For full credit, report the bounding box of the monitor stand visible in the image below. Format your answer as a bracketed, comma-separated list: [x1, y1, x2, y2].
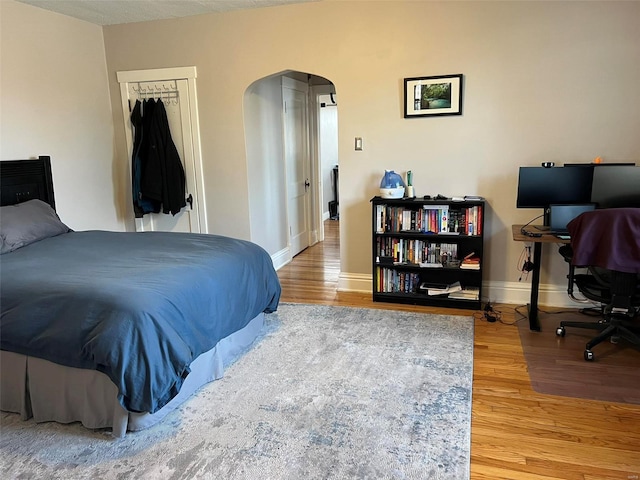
[533, 208, 552, 231]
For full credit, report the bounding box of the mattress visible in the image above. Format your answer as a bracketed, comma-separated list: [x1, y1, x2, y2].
[1, 230, 281, 414]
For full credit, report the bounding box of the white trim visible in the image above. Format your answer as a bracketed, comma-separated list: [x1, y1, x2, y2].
[337, 272, 371, 293]
[337, 274, 598, 309]
[483, 280, 599, 309]
[271, 247, 291, 271]
[184, 77, 207, 233]
[116, 66, 196, 83]
[116, 66, 207, 234]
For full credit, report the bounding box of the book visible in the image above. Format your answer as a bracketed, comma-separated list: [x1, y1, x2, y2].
[460, 253, 481, 270]
[422, 205, 449, 233]
[448, 287, 480, 300]
[460, 262, 480, 270]
[420, 281, 462, 296]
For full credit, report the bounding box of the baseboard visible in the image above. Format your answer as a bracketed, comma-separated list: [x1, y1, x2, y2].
[337, 272, 594, 309]
[337, 272, 371, 293]
[271, 247, 290, 271]
[483, 280, 596, 308]
[309, 228, 319, 246]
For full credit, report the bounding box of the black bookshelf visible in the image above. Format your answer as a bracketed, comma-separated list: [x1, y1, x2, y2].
[371, 196, 485, 310]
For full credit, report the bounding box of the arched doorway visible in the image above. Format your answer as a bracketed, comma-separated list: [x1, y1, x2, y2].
[243, 71, 338, 270]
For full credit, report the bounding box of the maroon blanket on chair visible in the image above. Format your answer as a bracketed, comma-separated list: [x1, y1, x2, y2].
[567, 208, 640, 273]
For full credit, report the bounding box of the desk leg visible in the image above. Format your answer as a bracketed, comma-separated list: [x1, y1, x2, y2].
[528, 242, 542, 331]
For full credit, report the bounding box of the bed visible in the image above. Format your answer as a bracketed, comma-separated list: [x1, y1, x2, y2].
[0, 156, 281, 437]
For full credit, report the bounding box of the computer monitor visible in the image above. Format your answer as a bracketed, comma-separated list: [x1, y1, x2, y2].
[591, 165, 640, 208]
[548, 203, 596, 233]
[516, 166, 595, 224]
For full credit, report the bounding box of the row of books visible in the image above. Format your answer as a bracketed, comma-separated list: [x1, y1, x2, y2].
[375, 204, 449, 233]
[375, 270, 480, 300]
[375, 267, 420, 294]
[447, 205, 483, 236]
[375, 238, 460, 265]
[375, 204, 483, 235]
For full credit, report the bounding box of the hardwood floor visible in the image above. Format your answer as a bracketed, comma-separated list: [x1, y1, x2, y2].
[277, 220, 640, 480]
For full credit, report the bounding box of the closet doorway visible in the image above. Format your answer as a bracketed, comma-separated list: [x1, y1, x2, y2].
[117, 67, 206, 234]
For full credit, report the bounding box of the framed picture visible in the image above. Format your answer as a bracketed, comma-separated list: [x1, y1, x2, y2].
[404, 74, 463, 118]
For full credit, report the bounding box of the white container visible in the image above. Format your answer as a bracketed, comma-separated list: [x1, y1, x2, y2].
[379, 170, 406, 198]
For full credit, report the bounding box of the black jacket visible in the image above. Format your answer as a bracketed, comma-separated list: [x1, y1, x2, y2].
[131, 99, 160, 217]
[139, 99, 186, 216]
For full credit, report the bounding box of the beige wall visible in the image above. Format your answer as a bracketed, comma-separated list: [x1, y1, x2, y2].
[102, 1, 640, 305]
[0, 0, 122, 231]
[3, 1, 639, 306]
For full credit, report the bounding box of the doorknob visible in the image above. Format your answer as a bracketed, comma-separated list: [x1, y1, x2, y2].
[186, 194, 193, 210]
[304, 179, 310, 190]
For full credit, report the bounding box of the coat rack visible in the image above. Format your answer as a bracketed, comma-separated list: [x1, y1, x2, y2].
[131, 81, 179, 105]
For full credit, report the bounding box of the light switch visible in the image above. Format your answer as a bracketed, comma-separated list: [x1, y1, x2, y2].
[355, 137, 363, 151]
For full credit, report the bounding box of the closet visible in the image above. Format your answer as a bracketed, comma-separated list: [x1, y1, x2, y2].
[117, 67, 206, 233]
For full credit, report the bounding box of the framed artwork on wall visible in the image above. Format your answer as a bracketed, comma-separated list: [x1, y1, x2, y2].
[404, 74, 463, 118]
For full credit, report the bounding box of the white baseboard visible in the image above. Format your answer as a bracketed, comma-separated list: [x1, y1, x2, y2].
[271, 247, 291, 271]
[483, 280, 596, 308]
[337, 272, 595, 309]
[337, 272, 371, 293]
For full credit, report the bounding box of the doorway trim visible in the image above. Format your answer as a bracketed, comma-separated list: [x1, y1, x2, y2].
[281, 76, 312, 257]
[116, 66, 207, 233]
[309, 84, 339, 245]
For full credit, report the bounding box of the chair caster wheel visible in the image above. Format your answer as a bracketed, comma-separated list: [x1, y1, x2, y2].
[584, 350, 594, 361]
[556, 327, 565, 337]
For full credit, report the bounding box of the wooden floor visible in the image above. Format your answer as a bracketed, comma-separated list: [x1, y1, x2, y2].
[277, 220, 640, 480]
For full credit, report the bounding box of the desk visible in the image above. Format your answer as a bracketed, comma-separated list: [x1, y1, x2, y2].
[512, 225, 570, 331]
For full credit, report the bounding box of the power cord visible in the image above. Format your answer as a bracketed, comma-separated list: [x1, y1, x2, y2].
[519, 214, 545, 238]
[483, 301, 498, 323]
[474, 301, 521, 326]
[518, 245, 534, 282]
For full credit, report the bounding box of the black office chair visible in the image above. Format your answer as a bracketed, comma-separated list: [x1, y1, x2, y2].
[555, 208, 640, 361]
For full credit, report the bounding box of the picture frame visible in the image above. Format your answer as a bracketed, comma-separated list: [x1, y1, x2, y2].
[404, 74, 463, 118]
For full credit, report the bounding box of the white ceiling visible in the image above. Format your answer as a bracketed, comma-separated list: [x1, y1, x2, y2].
[16, 0, 318, 25]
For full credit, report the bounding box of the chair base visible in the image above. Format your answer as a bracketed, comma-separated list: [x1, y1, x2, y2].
[557, 311, 640, 361]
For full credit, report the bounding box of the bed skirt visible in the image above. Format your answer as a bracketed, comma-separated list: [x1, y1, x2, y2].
[0, 312, 265, 437]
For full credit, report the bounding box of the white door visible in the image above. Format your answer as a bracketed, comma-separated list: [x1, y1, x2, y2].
[118, 68, 206, 234]
[283, 78, 311, 256]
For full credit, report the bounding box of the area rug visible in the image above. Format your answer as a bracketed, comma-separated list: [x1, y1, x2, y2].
[517, 310, 640, 404]
[0, 303, 474, 479]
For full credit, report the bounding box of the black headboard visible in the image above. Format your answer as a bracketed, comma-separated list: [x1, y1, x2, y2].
[0, 156, 56, 210]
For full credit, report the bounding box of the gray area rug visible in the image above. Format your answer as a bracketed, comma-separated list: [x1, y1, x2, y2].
[0, 303, 474, 479]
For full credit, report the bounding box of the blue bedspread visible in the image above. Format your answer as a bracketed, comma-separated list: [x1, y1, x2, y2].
[0, 231, 281, 413]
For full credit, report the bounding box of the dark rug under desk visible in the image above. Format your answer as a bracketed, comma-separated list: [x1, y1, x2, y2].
[517, 309, 640, 405]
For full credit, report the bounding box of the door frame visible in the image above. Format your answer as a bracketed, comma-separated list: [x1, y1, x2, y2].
[309, 84, 339, 244]
[281, 76, 313, 256]
[117, 66, 207, 233]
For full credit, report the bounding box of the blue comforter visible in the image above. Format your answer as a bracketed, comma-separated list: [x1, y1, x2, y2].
[0, 231, 281, 413]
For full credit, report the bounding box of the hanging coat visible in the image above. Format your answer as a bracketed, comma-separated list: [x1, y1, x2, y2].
[130, 99, 160, 217]
[140, 99, 187, 216]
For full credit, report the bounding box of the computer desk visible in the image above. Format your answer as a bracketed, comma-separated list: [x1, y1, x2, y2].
[512, 225, 571, 331]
